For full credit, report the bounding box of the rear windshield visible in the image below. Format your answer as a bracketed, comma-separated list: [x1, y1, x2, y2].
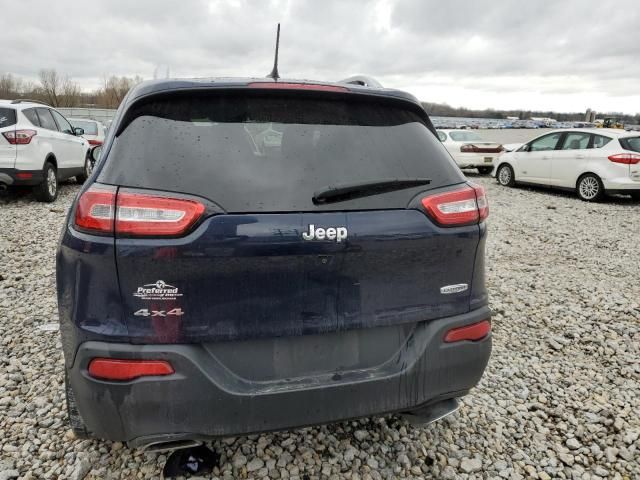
[449, 131, 483, 142]
[70, 119, 98, 135]
[620, 136, 640, 153]
[0, 108, 17, 128]
[99, 92, 461, 212]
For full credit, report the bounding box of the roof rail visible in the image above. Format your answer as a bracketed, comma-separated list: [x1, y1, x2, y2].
[337, 75, 383, 88]
[10, 99, 52, 107]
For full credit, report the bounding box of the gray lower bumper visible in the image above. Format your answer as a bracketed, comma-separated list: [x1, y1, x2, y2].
[67, 306, 491, 447]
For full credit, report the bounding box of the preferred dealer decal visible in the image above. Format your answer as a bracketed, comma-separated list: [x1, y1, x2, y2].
[133, 280, 183, 301]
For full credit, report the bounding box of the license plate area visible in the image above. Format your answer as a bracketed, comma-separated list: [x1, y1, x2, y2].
[484, 157, 493, 163]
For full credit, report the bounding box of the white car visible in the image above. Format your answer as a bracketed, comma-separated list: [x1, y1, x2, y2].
[0, 100, 92, 202]
[437, 129, 503, 174]
[495, 128, 640, 201]
[68, 118, 107, 146]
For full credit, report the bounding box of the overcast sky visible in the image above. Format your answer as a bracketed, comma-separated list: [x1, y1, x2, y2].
[3, 0, 639, 114]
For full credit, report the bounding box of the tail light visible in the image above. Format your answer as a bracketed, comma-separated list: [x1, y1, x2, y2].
[74, 186, 205, 237]
[2, 129, 37, 145]
[608, 153, 640, 165]
[88, 358, 174, 381]
[88, 139, 103, 146]
[444, 320, 491, 343]
[421, 184, 489, 227]
[460, 144, 478, 153]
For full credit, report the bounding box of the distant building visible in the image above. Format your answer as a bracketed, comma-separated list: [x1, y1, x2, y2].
[585, 109, 597, 122]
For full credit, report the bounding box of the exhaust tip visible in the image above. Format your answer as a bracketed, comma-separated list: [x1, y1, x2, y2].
[144, 439, 203, 453]
[400, 397, 460, 426]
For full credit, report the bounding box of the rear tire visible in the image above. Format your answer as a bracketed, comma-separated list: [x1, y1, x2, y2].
[477, 166, 493, 175]
[76, 152, 94, 184]
[65, 371, 90, 439]
[576, 174, 604, 202]
[496, 164, 515, 187]
[33, 162, 58, 202]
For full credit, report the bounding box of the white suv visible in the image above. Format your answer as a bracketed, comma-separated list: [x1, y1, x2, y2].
[0, 100, 92, 202]
[495, 128, 640, 201]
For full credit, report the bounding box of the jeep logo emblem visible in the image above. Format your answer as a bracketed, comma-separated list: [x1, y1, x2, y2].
[302, 224, 348, 242]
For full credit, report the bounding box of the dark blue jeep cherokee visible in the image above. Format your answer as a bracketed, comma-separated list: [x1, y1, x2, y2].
[56, 77, 491, 450]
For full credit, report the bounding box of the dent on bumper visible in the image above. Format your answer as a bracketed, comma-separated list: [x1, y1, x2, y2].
[67, 306, 492, 445]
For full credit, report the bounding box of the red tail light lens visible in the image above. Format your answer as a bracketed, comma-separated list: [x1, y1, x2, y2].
[88, 358, 174, 381]
[88, 139, 103, 146]
[608, 153, 640, 165]
[460, 144, 478, 153]
[2, 129, 37, 145]
[115, 192, 205, 237]
[74, 187, 205, 237]
[248, 82, 349, 93]
[444, 320, 491, 343]
[74, 186, 116, 233]
[421, 184, 489, 227]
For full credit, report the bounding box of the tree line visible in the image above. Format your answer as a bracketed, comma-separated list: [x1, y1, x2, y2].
[421, 101, 640, 124]
[0, 70, 143, 109]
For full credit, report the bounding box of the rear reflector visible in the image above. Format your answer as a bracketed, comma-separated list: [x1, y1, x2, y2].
[74, 186, 205, 237]
[16, 172, 33, 180]
[248, 82, 349, 93]
[2, 129, 37, 145]
[421, 184, 488, 227]
[608, 153, 640, 165]
[444, 320, 491, 343]
[88, 358, 174, 381]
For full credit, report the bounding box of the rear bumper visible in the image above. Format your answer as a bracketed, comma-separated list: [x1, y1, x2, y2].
[603, 176, 640, 192]
[0, 168, 43, 186]
[452, 153, 498, 168]
[67, 306, 492, 447]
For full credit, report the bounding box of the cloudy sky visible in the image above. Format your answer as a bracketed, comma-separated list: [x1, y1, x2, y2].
[3, 0, 639, 113]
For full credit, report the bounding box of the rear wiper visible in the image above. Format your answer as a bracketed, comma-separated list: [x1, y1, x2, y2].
[312, 178, 432, 205]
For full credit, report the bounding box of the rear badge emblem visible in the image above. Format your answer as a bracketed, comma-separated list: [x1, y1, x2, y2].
[133, 280, 183, 301]
[302, 224, 348, 242]
[440, 284, 468, 294]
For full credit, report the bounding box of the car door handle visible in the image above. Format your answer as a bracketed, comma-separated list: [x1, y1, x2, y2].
[575, 154, 586, 159]
[542, 156, 551, 160]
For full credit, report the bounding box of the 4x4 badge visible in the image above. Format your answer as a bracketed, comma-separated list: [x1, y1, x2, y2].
[133, 280, 183, 301]
[302, 224, 348, 242]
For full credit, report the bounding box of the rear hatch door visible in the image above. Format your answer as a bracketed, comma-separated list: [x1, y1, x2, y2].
[99, 90, 478, 343]
[0, 107, 17, 169]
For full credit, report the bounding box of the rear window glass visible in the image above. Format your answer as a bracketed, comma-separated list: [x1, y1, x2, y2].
[99, 93, 461, 212]
[70, 119, 98, 135]
[449, 131, 483, 142]
[619, 137, 640, 153]
[592, 135, 612, 149]
[23, 108, 40, 127]
[0, 108, 17, 128]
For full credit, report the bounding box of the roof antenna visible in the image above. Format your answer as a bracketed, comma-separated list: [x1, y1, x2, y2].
[267, 23, 281, 80]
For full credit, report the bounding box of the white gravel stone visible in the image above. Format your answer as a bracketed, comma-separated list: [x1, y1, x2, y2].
[0, 177, 638, 479]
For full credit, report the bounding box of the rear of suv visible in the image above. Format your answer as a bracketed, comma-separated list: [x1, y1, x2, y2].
[57, 78, 491, 450]
[0, 100, 92, 202]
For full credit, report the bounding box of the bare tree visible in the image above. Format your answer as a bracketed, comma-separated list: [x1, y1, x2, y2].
[61, 77, 82, 107]
[39, 69, 62, 106]
[97, 75, 142, 108]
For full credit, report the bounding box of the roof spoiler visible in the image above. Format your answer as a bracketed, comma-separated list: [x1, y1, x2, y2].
[337, 75, 383, 88]
[10, 99, 52, 107]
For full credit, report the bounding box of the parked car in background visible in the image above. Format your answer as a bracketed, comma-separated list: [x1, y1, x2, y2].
[495, 129, 640, 201]
[68, 118, 107, 146]
[437, 129, 503, 174]
[0, 99, 92, 202]
[57, 77, 492, 451]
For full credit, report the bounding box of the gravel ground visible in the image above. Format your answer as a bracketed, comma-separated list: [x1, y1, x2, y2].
[0, 178, 638, 480]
